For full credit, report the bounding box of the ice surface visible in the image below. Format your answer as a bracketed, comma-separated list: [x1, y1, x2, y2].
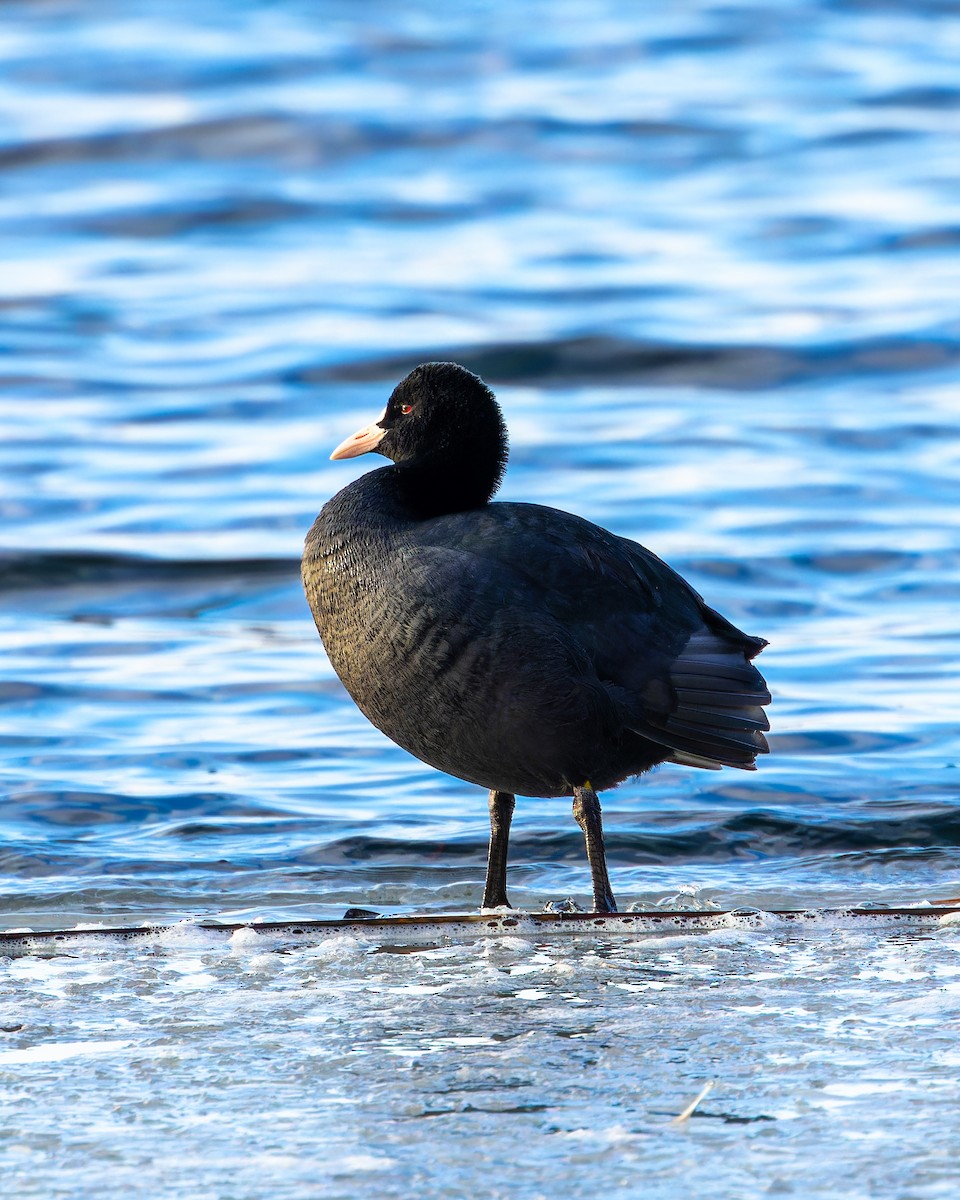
[3, 917, 960, 1198]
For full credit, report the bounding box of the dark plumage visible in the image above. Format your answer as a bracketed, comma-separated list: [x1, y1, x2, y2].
[302, 362, 771, 912]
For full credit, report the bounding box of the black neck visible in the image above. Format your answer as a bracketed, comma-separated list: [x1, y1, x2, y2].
[393, 451, 502, 518]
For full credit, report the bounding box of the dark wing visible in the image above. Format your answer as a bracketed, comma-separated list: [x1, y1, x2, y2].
[420, 501, 771, 772]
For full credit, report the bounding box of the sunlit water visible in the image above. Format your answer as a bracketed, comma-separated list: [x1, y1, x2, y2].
[1, 1, 959, 1195]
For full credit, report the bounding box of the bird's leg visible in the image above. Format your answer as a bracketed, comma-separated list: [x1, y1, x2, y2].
[482, 790, 515, 908]
[572, 783, 618, 913]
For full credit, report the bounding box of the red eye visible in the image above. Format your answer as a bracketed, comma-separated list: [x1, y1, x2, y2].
[400, 404, 413, 415]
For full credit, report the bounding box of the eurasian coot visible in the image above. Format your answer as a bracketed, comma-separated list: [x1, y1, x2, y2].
[302, 362, 770, 912]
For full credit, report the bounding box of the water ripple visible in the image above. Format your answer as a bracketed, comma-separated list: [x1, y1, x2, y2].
[1, 0, 958, 937]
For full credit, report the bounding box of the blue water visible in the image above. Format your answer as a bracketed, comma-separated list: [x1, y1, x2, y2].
[1, 1, 960, 1195]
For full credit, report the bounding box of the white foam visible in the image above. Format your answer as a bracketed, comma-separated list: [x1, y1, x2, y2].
[0, 1039, 133, 1065]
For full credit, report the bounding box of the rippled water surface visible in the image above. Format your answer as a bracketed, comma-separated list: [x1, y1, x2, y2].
[1, 1, 959, 1195]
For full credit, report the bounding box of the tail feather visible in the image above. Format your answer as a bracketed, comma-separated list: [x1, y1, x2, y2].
[635, 624, 772, 771]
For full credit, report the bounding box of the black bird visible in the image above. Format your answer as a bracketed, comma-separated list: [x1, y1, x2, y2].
[302, 362, 770, 913]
